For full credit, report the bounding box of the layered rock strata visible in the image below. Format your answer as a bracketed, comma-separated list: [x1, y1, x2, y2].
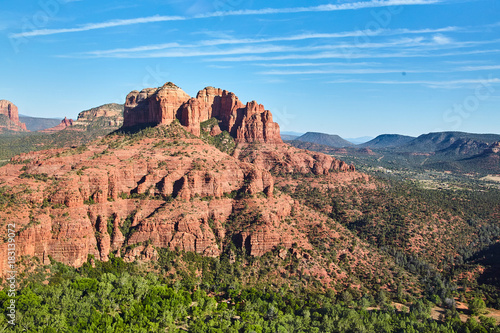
[123, 83, 282, 144]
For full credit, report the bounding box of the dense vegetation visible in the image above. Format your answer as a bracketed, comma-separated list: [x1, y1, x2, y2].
[278, 173, 500, 311]
[2, 253, 499, 332]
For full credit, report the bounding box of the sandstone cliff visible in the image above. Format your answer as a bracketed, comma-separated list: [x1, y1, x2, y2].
[0, 100, 28, 132]
[123, 83, 282, 144]
[73, 103, 124, 130]
[123, 83, 190, 128]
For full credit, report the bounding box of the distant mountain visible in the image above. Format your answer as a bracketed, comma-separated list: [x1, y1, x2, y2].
[360, 134, 416, 149]
[296, 132, 355, 148]
[345, 136, 374, 144]
[400, 132, 500, 155]
[19, 114, 62, 131]
[281, 131, 304, 137]
[281, 134, 299, 141]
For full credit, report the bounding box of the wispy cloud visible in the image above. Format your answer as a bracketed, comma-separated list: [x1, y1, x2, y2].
[254, 62, 381, 67]
[216, 48, 500, 62]
[75, 26, 460, 58]
[195, 0, 444, 17]
[65, 45, 292, 59]
[11, 15, 185, 38]
[458, 65, 500, 71]
[327, 77, 500, 89]
[432, 34, 453, 44]
[74, 31, 489, 60]
[11, 0, 446, 38]
[260, 68, 444, 75]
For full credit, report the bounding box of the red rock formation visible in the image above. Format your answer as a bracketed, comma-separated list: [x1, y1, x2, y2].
[178, 87, 282, 143]
[123, 83, 190, 128]
[40, 117, 73, 133]
[0, 126, 291, 274]
[0, 86, 358, 280]
[124, 83, 282, 144]
[0, 99, 28, 131]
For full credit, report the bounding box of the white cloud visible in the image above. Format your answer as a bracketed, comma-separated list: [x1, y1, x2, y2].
[11, 15, 186, 38]
[260, 68, 443, 75]
[458, 65, 500, 71]
[74, 29, 475, 59]
[327, 77, 500, 89]
[80, 45, 291, 59]
[432, 34, 453, 44]
[195, 0, 444, 18]
[254, 62, 381, 67]
[215, 48, 500, 62]
[11, 0, 446, 38]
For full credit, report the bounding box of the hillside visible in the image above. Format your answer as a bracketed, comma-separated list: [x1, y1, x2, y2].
[296, 132, 355, 148]
[360, 134, 416, 149]
[399, 132, 500, 154]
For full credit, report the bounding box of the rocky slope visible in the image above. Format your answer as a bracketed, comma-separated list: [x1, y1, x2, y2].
[0, 122, 377, 288]
[0, 100, 28, 132]
[124, 83, 282, 144]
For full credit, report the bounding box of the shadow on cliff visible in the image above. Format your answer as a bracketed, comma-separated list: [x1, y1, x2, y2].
[113, 123, 160, 135]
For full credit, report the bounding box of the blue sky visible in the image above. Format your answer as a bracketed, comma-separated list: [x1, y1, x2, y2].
[1, 0, 499, 137]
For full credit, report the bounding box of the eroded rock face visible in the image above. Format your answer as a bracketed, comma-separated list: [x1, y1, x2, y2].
[123, 83, 191, 128]
[233, 143, 355, 175]
[0, 86, 357, 278]
[73, 103, 124, 129]
[0, 128, 290, 274]
[123, 83, 282, 144]
[0, 100, 28, 131]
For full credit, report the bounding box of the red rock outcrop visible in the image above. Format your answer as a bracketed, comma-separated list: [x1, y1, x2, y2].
[0, 99, 28, 131]
[123, 82, 190, 128]
[71, 103, 124, 130]
[124, 83, 282, 144]
[40, 117, 73, 133]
